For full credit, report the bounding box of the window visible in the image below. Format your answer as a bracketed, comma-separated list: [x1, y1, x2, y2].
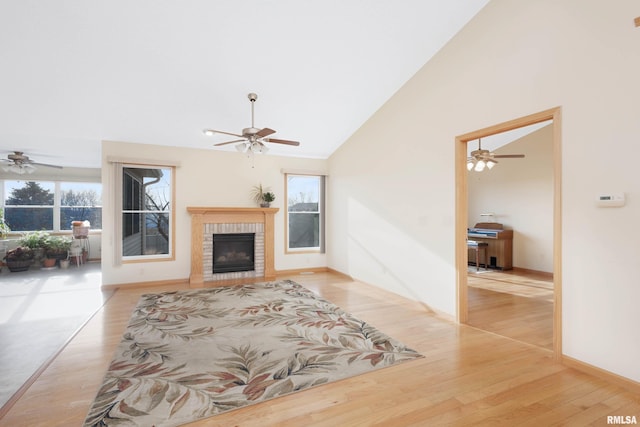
[2, 180, 102, 232]
[121, 166, 173, 259]
[60, 182, 102, 230]
[286, 174, 325, 252]
[3, 181, 54, 231]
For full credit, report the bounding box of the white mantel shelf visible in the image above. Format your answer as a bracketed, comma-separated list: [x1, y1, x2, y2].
[187, 206, 279, 287]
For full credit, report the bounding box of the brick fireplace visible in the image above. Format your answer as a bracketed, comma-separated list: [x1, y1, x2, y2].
[187, 207, 278, 287]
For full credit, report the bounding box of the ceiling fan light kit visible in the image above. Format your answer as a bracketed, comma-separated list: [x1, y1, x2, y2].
[1, 151, 63, 174]
[203, 93, 300, 162]
[2, 163, 36, 174]
[467, 139, 524, 172]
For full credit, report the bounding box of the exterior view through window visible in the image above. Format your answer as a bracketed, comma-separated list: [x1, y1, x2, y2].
[286, 174, 324, 252]
[3, 180, 102, 232]
[122, 166, 172, 258]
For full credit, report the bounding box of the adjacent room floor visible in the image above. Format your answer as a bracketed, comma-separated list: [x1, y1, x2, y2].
[467, 268, 554, 350]
[0, 262, 111, 410]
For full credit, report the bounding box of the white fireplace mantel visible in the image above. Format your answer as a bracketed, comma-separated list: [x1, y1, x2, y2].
[187, 207, 279, 287]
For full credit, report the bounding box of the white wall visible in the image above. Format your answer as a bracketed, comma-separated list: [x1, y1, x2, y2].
[328, 0, 640, 382]
[101, 140, 327, 286]
[468, 125, 554, 273]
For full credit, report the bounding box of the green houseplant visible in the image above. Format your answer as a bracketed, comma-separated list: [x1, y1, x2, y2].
[0, 211, 10, 240]
[19, 230, 50, 267]
[262, 191, 275, 206]
[0, 212, 9, 270]
[44, 235, 72, 263]
[19, 230, 49, 249]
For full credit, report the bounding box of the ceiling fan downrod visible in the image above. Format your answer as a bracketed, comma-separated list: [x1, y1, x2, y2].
[248, 92, 257, 128]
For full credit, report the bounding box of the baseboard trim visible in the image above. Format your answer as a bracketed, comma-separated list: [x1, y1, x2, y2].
[512, 267, 554, 278]
[277, 266, 354, 281]
[326, 268, 354, 280]
[562, 355, 640, 394]
[101, 278, 189, 291]
[275, 267, 330, 276]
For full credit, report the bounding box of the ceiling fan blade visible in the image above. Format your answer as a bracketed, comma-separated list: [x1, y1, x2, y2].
[214, 139, 247, 147]
[32, 162, 63, 169]
[256, 128, 276, 138]
[204, 129, 244, 138]
[493, 154, 525, 158]
[263, 138, 300, 146]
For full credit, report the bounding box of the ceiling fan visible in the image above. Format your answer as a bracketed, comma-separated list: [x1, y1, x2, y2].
[1, 151, 63, 175]
[467, 139, 525, 171]
[203, 93, 300, 156]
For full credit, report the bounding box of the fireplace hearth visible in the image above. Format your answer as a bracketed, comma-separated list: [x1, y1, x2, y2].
[213, 233, 255, 273]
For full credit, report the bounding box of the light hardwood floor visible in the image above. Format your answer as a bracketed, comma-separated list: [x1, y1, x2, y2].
[467, 269, 554, 350]
[1, 271, 639, 426]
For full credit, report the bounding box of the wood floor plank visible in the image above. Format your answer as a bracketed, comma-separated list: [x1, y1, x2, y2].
[1, 272, 638, 426]
[467, 269, 554, 349]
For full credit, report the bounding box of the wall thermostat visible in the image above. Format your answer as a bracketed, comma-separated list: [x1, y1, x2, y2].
[596, 193, 625, 207]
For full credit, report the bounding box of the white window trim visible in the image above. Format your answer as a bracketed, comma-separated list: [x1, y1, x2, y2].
[284, 173, 326, 254]
[114, 162, 175, 265]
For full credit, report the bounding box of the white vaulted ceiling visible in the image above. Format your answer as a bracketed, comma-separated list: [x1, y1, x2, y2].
[0, 1, 489, 168]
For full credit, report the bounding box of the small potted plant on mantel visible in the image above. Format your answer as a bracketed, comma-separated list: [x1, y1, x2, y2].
[261, 191, 275, 207]
[251, 184, 276, 208]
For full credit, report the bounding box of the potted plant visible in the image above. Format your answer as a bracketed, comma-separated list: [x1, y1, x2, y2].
[44, 235, 72, 265]
[0, 212, 9, 271]
[262, 191, 275, 207]
[4, 246, 35, 272]
[19, 230, 49, 249]
[19, 230, 50, 267]
[250, 184, 276, 207]
[0, 211, 10, 240]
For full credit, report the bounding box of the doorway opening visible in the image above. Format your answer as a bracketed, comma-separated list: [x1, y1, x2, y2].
[455, 107, 562, 359]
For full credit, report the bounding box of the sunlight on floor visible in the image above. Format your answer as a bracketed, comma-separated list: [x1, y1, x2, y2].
[0, 264, 104, 323]
[0, 262, 108, 408]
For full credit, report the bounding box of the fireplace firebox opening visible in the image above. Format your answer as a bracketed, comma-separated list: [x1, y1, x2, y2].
[213, 233, 255, 273]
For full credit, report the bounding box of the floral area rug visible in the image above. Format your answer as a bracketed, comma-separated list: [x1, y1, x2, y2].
[83, 280, 423, 426]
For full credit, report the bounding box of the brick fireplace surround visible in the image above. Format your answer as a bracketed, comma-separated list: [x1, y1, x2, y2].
[187, 207, 278, 287]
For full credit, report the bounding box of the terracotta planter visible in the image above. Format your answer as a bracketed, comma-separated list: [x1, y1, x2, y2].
[43, 258, 57, 268]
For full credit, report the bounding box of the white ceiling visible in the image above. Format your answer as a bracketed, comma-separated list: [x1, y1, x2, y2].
[0, 1, 489, 169]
